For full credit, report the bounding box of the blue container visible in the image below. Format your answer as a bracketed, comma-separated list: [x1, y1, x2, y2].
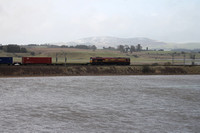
[0, 57, 13, 64]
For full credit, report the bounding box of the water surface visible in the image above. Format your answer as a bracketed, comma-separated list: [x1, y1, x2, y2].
[0, 75, 200, 132]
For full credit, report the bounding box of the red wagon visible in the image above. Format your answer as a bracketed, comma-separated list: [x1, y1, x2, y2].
[22, 57, 52, 64]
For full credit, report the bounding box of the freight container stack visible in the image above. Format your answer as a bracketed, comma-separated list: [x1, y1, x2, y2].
[0, 57, 13, 65]
[22, 57, 52, 65]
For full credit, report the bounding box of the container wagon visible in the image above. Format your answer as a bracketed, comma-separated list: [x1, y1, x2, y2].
[90, 57, 130, 65]
[0, 57, 13, 65]
[22, 57, 52, 65]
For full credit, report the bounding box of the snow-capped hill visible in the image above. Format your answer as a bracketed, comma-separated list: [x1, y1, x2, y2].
[67, 36, 167, 49]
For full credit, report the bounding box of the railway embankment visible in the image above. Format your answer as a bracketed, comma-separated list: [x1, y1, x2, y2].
[0, 65, 200, 77]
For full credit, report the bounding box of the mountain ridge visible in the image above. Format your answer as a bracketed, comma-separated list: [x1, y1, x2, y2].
[52, 36, 199, 50]
[66, 36, 167, 49]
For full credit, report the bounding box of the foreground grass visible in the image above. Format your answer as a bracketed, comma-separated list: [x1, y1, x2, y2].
[0, 65, 200, 77]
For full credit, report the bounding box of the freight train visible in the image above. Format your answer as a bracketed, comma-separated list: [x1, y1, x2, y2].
[0, 57, 130, 65]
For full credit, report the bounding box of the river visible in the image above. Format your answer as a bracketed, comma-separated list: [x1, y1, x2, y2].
[0, 75, 200, 132]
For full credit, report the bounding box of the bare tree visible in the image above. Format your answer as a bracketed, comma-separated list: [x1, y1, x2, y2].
[117, 45, 125, 53]
[136, 44, 142, 51]
[91, 45, 97, 51]
[130, 45, 136, 53]
[124, 45, 130, 53]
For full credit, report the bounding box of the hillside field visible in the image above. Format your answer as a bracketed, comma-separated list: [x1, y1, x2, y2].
[0, 47, 200, 65]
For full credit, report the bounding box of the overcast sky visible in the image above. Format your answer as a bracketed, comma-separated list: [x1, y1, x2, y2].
[0, 0, 200, 44]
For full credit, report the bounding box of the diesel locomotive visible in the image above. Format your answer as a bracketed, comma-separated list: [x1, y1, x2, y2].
[90, 57, 130, 65]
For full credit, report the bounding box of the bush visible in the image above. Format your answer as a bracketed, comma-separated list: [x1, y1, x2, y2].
[142, 66, 155, 73]
[152, 63, 159, 66]
[30, 52, 35, 56]
[162, 67, 186, 74]
[164, 62, 171, 66]
[133, 55, 139, 58]
[191, 62, 196, 66]
[20, 48, 27, 53]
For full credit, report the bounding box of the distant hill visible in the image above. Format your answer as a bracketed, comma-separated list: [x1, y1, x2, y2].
[66, 36, 167, 49]
[166, 43, 200, 50]
[52, 36, 200, 50]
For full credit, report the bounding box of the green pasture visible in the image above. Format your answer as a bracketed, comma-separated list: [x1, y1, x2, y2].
[0, 48, 199, 65]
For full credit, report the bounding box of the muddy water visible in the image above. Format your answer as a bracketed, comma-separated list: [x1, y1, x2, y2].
[0, 75, 200, 132]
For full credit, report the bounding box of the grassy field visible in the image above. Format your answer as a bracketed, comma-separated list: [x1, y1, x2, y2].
[0, 47, 200, 65]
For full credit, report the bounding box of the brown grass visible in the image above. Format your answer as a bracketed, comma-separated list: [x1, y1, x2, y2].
[0, 65, 200, 77]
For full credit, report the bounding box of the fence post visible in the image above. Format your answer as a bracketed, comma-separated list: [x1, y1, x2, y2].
[172, 53, 174, 65]
[65, 53, 67, 66]
[56, 53, 58, 63]
[183, 54, 186, 65]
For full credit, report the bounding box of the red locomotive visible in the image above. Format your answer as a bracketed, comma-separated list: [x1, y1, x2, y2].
[90, 57, 130, 65]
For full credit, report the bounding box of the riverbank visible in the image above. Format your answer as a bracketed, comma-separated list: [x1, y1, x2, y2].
[0, 65, 200, 77]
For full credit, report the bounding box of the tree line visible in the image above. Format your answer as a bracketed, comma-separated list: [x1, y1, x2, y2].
[0, 44, 97, 52]
[27, 43, 97, 51]
[61, 44, 97, 51]
[0, 45, 27, 53]
[0, 43, 144, 53]
[117, 44, 143, 53]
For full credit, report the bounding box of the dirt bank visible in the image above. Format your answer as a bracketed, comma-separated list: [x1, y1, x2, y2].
[0, 65, 200, 77]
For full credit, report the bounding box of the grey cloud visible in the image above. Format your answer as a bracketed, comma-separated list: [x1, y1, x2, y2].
[0, 0, 200, 44]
